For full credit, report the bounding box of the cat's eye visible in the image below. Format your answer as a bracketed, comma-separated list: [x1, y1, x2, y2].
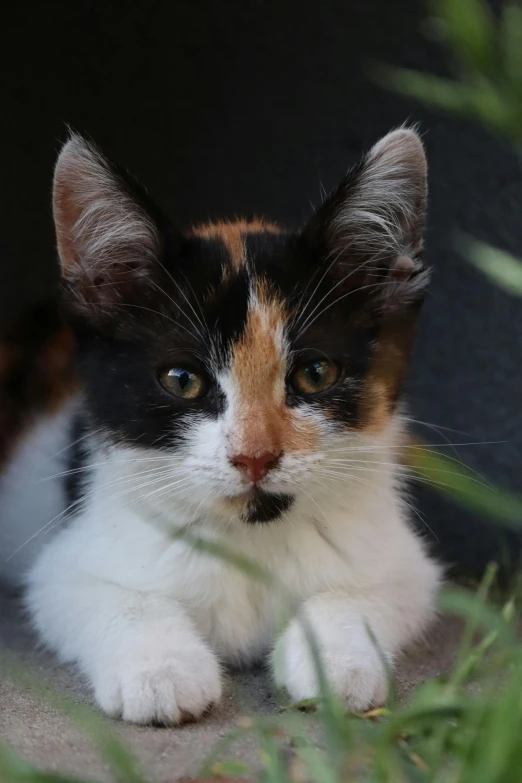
[159, 368, 207, 400]
[289, 359, 340, 396]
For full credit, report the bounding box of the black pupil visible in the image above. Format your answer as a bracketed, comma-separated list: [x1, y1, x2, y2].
[177, 370, 191, 390]
[308, 362, 323, 386]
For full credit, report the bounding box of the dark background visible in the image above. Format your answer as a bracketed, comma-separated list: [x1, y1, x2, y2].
[2, 0, 521, 578]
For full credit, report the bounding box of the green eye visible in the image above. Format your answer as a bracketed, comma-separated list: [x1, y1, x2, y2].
[159, 368, 207, 400]
[290, 359, 340, 395]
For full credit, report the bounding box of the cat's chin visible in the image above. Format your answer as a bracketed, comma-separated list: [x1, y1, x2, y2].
[217, 489, 295, 524]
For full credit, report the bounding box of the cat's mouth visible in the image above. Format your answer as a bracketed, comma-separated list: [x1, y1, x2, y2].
[220, 488, 294, 524]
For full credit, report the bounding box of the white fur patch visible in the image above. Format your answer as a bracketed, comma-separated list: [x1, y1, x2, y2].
[0, 400, 77, 587]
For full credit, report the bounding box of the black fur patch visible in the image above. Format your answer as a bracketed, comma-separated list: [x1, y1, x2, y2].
[68, 220, 414, 451]
[244, 490, 295, 523]
[64, 412, 92, 508]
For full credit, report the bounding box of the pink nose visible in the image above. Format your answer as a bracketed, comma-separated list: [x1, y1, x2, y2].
[231, 452, 281, 483]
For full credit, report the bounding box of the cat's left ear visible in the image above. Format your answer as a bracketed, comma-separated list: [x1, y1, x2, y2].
[305, 127, 429, 310]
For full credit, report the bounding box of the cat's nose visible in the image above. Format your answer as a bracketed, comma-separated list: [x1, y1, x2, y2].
[230, 451, 281, 483]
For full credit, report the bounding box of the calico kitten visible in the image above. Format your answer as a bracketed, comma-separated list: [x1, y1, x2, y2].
[0, 128, 440, 724]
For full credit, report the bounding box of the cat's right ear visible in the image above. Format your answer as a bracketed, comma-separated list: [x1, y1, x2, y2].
[53, 133, 164, 311]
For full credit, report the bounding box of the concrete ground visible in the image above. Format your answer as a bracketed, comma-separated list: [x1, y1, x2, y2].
[0, 589, 463, 782]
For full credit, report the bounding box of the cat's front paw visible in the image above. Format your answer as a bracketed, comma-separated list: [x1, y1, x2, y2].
[272, 618, 388, 712]
[92, 629, 222, 725]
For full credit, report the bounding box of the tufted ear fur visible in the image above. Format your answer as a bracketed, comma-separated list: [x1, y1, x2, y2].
[305, 128, 429, 311]
[53, 133, 164, 312]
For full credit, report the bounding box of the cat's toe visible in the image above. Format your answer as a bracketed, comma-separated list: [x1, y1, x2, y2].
[94, 640, 222, 725]
[120, 659, 220, 725]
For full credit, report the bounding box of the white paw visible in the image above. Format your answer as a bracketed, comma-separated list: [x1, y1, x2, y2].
[92, 627, 222, 725]
[272, 619, 389, 712]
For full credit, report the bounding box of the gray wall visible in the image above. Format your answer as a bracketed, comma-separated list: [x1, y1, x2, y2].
[2, 0, 521, 577]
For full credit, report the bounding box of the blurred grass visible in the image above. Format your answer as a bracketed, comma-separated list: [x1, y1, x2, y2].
[403, 443, 522, 528]
[377, 0, 522, 309]
[459, 237, 522, 296]
[4, 1, 522, 781]
[377, 0, 522, 145]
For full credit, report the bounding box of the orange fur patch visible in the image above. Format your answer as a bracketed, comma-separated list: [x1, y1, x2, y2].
[228, 280, 319, 457]
[360, 313, 417, 433]
[190, 220, 282, 271]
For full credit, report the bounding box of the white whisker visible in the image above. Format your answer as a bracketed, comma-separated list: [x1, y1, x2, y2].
[296, 278, 391, 340]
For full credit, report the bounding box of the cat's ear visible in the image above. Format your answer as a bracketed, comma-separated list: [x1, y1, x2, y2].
[305, 127, 429, 309]
[53, 133, 163, 310]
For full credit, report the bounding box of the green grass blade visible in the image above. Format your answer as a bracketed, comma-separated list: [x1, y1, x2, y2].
[403, 445, 522, 528]
[434, 0, 497, 74]
[294, 743, 338, 783]
[259, 731, 292, 783]
[439, 588, 516, 647]
[0, 740, 81, 783]
[501, 3, 522, 91]
[375, 67, 474, 113]
[448, 563, 498, 686]
[463, 237, 522, 296]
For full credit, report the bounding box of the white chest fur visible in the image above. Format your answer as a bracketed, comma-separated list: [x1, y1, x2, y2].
[28, 461, 428, 665]
[16, 432, 439, 724]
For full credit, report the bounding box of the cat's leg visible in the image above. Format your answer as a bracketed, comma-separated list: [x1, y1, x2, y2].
[272, 561, 440, 710]
[26, 546, 222, 725]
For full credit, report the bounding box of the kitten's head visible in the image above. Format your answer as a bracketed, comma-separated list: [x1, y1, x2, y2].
[53, 128, 428, 525]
